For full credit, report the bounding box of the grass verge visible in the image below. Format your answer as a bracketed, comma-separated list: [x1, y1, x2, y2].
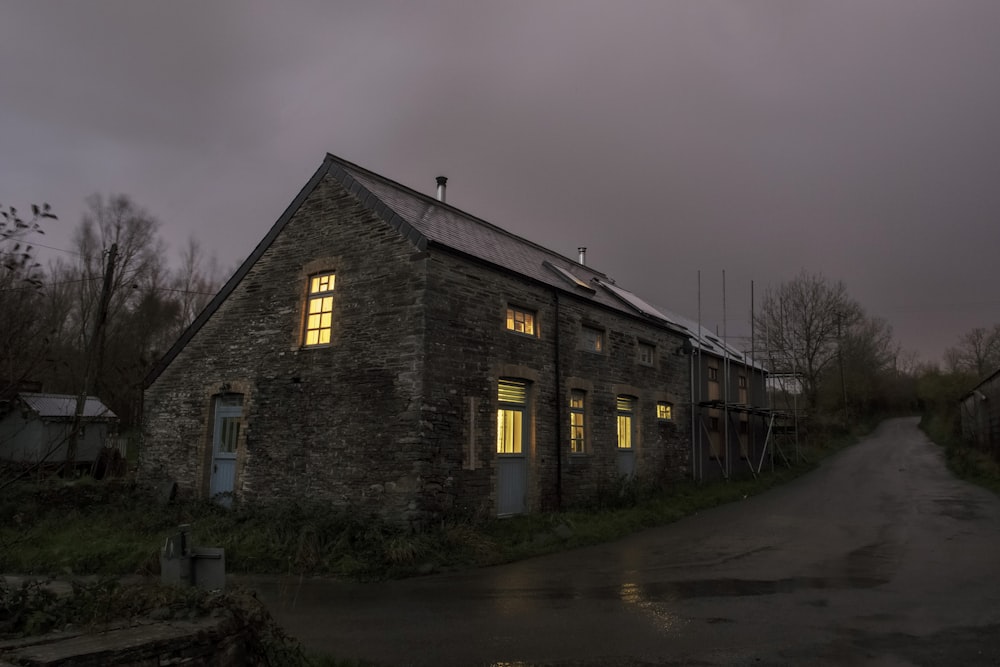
[920, 413, 1000, 495]
[0, 427, 860, 582]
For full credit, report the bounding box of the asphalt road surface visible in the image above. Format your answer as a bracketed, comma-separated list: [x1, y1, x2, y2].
[242, 417, 1000, 666]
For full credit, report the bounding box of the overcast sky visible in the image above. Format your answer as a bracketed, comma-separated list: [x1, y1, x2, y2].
[3, 1, 1000, 364]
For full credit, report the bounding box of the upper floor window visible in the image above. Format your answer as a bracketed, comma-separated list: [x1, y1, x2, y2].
[304, 272, 335, 346]
[569, 390, 586, 453]
[707, 365, 719, 381]
[738, 375, 747, 388]
[656, 401, 673, 421]
[506, 306, 536, 336]
[581, 326, 604, 353]
[638, 342, 655, 366]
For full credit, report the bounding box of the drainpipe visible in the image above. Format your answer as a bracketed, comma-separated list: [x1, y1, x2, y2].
[554, 289, 563, 509]
[690, 342, 696, 481]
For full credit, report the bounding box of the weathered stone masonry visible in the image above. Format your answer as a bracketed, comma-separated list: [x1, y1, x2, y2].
[142, 153, 719, 525]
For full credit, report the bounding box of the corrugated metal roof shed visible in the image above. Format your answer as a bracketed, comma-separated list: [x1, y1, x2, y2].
[19, 393, 117, 420]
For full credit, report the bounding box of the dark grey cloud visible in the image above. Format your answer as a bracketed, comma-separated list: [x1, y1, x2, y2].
[3, 0, 1000, 362]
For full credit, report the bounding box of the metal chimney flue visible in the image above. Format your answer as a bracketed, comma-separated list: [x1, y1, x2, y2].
[436, 176, 448, 203]
[578, 247, 587, 265]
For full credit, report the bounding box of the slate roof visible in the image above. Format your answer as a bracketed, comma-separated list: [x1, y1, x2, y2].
[146, 152, 762, 385]
[18, 393, 116, 420]
[335, 159, 643, 318]
[338, 157, 760, 366]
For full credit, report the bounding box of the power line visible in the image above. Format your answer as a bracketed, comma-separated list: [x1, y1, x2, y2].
[0, 279, 216, 296]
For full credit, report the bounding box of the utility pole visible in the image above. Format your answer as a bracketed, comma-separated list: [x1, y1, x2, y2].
[837, 311, 849, 430]
[65, 243, 117, 476]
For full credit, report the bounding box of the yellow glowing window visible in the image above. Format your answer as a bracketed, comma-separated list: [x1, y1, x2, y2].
[569, 390, 585, 453]
[617, 396, 634, 450]
[506, 307, 536, 336]
[304, 272, 335, 346]
[497, 380, 527, 454]
[657, 402, 673, 421]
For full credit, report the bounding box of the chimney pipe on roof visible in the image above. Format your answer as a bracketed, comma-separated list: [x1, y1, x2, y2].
[578, 247, 587, 265]
[435, 176, 448, 203]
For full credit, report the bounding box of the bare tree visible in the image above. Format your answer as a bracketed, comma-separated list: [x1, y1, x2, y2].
[172, 235, 222, 333]
[944, 325, 1000, 379]
[755, 271, 863, 409]
[0, 203, 56, 395]
[830, 315, 900, 417]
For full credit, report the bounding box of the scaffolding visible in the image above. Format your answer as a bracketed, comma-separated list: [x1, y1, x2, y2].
[689, 273, 801, 482]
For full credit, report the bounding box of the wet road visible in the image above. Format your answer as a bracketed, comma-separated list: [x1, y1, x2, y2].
[240, 418, 1000, 666]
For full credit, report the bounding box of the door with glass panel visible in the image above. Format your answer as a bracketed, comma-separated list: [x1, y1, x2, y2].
[210, 394, 243, 507]
[616, 395, 636, 478]
[496, 380, 528, 516]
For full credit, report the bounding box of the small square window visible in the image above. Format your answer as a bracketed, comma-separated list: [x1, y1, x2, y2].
[506, 306, 536, 336]
[638, 342, 655, 366]
[657, 402, 672, 421]
[738, 375, 747, 388]
[707, 366, 719, 381]
[581, 326, 604, 352]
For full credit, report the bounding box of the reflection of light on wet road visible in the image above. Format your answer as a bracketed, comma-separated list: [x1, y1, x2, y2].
[620, 581, 687, 633]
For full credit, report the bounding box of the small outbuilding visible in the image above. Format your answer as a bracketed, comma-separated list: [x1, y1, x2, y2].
[0, 392, 118, 468]
[960, 368, 1000, 461]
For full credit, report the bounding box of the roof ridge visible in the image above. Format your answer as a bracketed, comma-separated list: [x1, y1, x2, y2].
[326, 153, 610, 279]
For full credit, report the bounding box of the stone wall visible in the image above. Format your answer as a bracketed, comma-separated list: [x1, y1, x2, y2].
[142, 173, 431, 524]
[422, 251, 692, 516]
[0, 617, 245, 666]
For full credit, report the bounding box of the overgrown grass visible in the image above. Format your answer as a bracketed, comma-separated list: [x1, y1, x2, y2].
[920, 413, 1000, 496]
[0, 428, 861, 582]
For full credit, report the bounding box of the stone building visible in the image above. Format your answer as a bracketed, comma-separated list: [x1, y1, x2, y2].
[141, 153, 765, 524]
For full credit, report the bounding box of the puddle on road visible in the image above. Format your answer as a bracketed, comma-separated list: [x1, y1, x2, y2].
[931, 496, 984, 521]
[631, 575, 887, 600]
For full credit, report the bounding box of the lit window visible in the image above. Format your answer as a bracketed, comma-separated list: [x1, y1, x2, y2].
[569, 390, 586, 453]
[497, 380, 528, 454]
[617, 396, 635, 450]
[506, 307, 536, 336]
[638, 342, 655, 365]
[304, 272, 335, 346]
[657, 401, 672, 421]
[581, 326, 604, 352]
